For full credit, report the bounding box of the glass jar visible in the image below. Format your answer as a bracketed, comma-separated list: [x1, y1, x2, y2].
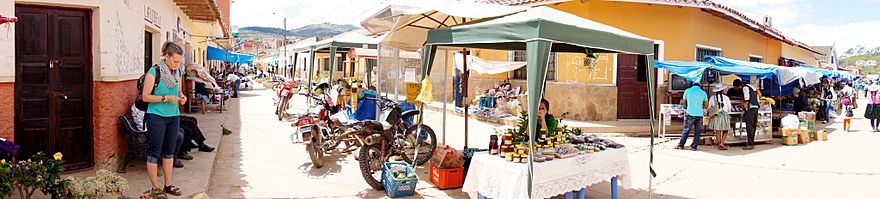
[520, 154, 529, 163]
[511, 154, 520, 162]
[506, 152, 515, 162]
[502, 133, 513, 145]
[489, 135, 499, 155]
[516, 145, 526, 154]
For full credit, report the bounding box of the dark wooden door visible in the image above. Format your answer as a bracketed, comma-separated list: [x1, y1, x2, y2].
[617, 54, 650, 119]
[144, 31, 153, 73]
[15, 5, 93, 170]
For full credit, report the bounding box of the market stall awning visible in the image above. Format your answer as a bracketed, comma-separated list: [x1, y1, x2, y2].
[418, 7, 656, 198]
[293, 31, 383, 53]
[454, 52, 526, 75]
[207, 46, 228, 61]
[425, 6, 655, 54]
[361, 0, 529, 51]
[350, 48, 421, 59]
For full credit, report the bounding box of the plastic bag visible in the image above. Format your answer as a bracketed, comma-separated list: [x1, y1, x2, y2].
[431, 145, 464, 169]
[781, 115, 799, 128]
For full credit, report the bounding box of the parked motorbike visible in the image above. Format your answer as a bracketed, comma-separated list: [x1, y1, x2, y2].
[274, 77, 298, 121]
[293, 93, 366, 168]
[357, 97, 437, 190]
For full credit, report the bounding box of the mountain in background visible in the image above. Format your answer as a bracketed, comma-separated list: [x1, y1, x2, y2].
[840, 45, 880, 75]
[238, 23, 359, 39]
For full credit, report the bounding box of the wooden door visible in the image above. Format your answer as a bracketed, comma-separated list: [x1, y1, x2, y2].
[15, 5, 93, 170]
[144, 31, 153, 73]
[617, 54, 650, 119]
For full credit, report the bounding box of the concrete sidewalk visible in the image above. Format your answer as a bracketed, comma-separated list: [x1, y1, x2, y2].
[62, 100, 233, 198]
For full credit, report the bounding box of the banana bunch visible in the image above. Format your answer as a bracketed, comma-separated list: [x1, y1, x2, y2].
[760, 97, 776, 105]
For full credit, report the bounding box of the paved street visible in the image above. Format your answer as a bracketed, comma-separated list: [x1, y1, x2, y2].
[206, 82, 880, 199]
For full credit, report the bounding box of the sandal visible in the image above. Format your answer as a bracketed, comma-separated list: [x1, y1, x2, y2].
[144, 188, 167, 199]
[164, 185, 183, 196]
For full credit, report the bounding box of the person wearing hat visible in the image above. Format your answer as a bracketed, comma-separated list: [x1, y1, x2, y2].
[866, 82, 880, 131]
[792, 87, 812, 114]
[707, 83, 732, 150]
[676, 82, 708, 151]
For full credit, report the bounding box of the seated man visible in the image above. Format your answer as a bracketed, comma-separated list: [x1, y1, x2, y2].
[179, 116, 215, 154]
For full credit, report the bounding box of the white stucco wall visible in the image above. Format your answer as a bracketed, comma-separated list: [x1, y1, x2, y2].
[0, 0, 207, 82]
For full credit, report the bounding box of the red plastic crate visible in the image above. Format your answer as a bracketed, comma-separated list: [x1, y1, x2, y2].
[430, 163, 464, 189]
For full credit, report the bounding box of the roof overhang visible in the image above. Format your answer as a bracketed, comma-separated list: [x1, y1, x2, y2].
[174, 0, 229, 38]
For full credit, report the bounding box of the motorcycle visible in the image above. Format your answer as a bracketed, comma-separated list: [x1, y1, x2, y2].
[357, 97, 437, 190]
[293, 93, 366, 168]
[274, 77, 298, 121]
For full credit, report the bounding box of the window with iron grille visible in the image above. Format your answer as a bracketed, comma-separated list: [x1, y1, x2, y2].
[695, 46, 722, 61]
[323, 57, 330, 71]
[336, 57, 344, 71]
[749, 56, 763, 63]
[510, 51, 556, 81]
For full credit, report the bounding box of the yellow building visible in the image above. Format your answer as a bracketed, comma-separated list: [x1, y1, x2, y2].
[453, 0, 825, 121]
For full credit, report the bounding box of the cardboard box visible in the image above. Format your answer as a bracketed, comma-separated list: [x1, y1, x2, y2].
[799, 120, 815, 130]
[816, 130, 827, 141]
[798, 131, 811, 144]
[781, 127, 800, 136]
[782, 135, 798, 146]
[809, 130, 817, 141]
[798, 112, 816, 121]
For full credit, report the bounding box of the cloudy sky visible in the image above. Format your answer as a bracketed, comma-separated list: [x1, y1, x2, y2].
[231, 0, 879, 54]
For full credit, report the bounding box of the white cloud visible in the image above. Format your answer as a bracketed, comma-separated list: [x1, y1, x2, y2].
[791, 20, 880, 54]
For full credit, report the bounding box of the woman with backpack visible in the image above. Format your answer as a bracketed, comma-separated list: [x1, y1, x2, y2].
[141, 42, 187, 198]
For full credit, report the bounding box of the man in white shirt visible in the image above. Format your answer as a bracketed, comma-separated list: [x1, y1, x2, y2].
[226, 73, 241, 98]
[739, 80, 760, 150]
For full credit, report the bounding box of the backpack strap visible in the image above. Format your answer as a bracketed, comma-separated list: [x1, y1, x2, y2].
[151, 65, 161, 94]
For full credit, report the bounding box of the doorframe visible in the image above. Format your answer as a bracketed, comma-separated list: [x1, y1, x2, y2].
[13, 4, 95, 169]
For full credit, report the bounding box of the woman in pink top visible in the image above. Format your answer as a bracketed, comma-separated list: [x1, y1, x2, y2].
[865, 82, 880, 132]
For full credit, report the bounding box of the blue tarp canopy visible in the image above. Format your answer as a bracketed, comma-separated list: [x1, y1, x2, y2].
[206, 46, 254, 65]
[801, 66, 840, 79]
[207, 46, 228, 61]
[654, 56, 775, 83]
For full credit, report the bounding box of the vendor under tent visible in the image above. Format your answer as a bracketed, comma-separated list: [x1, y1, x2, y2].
[414, 6, 656, 199]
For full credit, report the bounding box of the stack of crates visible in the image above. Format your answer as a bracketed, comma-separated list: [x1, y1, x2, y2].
[798, 112, 816, 144]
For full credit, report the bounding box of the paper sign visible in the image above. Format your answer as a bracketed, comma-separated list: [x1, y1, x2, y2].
[404, 68, 417, 83]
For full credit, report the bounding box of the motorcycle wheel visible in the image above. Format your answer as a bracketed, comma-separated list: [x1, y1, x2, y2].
[307, 125, 324, 168]
[358, 144, 386, 190]
[278, 97, 289, 121]
[401, 124, 437, 166]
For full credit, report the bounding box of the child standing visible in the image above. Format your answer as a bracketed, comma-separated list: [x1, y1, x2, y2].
[708, 84, 732, 150]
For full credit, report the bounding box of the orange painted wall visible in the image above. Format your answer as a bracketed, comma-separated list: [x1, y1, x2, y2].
[92, 80, 139, 167]
[0, 83, 13, 141]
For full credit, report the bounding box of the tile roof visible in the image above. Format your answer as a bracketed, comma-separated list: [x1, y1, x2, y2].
[472, 0, 571, 6]
[475, 0, 823, 55]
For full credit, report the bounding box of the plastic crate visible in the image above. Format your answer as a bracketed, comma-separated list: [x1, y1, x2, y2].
[430, 163, 464, 189]
[382, 162, 419, 198]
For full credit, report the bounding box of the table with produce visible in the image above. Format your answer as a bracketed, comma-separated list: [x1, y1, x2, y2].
[462, 132, 631, 199]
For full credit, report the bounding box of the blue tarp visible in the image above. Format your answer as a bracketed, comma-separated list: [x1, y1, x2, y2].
[654, 61, 711, 83]
[351, 91, 379, 121]
[207, 46, 227, 61]
[801, 66, 840, 79]
[654, 56, 775, 83]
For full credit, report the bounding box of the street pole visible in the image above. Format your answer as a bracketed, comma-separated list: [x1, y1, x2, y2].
[283, 17, 288, 78]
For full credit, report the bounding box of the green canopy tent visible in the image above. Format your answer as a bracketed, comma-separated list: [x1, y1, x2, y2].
[292, 32, 382, 100]
[414, 6, 657, 198]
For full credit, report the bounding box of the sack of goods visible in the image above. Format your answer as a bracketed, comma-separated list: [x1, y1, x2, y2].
[798, 112, 816, 121]
[781, 127, 800, 137]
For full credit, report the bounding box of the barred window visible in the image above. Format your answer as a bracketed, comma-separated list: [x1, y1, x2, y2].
[695, 46, 722, 61]
[510, 51, 556, 81]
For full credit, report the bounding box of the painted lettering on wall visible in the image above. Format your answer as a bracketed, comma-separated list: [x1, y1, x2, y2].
[144, 6, 161, 29]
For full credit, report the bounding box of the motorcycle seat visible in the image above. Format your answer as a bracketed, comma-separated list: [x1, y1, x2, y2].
[379, 121, 393, 130]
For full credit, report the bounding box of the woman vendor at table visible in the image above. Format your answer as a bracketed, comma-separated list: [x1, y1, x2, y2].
[524, 99, 558, 140]
[793, 87, 813, 114]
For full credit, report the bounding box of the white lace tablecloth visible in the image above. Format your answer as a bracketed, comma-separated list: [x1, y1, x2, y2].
[462, 148, 631, 199]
